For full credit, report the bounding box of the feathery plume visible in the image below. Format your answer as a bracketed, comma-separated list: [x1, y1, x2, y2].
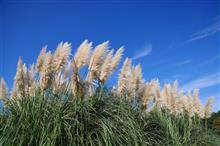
[53, 42, 71, 71]
[52, 71, 64, 95]
[140, 80, 159, 111]
[12, 57, 25, 98]
[27, 65, 37, 97]
[23, 64, 29, 96]
[162, 83, 172, 110]
[36, 46, 47, 72]
[173, 97, 183, 116]
[128, 64, 143, 97]
[73, 40, 92, 69]
[186, 92, 195, 117]
[204, 97, 213, 118]
[99, 47, 123, 84]
[99, 50, 113, 83]
[169, 81, 179, 114]
[0, 78, 8, 101]
[154, 83, 164, 108]
[141, 83, 153, 110]
[40, 51, 54, 90]
[117, 58, 131, 95]
[192, 89, 203, 118]
[111, 47, 124, 71]
[87, 41, 109, 82]
[181, 94, 189, 113]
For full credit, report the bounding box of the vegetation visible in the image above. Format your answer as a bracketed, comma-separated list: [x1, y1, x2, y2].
[0, 92, 219, 146]
[208, 111, 220, 135]
[0, 40, 219, 145]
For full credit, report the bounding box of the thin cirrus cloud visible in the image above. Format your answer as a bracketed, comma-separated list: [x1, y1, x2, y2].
[173, 59, 192, 66]
[131, 44, 152, 60]
[186, 19, 220, 42]
[181, 73, 220, 91]
[199, 55, 220, 66]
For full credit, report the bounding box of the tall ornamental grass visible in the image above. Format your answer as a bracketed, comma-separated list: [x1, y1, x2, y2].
[0, 40, 219, 145]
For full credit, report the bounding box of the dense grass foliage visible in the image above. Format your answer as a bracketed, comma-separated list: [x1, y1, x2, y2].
[0, 92, 219, 146]
[208, 111, 220, 135]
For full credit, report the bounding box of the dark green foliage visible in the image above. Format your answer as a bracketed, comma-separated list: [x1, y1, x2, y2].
[0, 92, 219, 146]
[207, 111, 220, 134]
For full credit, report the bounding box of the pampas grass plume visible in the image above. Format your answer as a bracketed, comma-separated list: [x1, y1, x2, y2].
[0, 78, 8, 100]
[111, 47, 124, 71]
[73, 40, 92, 69]
[117, 58, 131, 95]
[36, 46, 47, 72]
[204, 97, 213, 118]
[99, 50, 113, 83]
[87, 41, 109, 82]
[40, 51, 54, 90]
[53, 42, 71, 71]
[12, 57, 25, 98]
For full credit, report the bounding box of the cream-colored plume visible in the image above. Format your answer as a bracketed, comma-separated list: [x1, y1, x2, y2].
[27, 65, 37, 97]
[12, 57, 25, 98]
[99, 50, 113, 83]
[141, 83, 153, 110]
[0, 78, 8, 101]
[154, 84, 164, 108]
[204, 97, 213, 118]
[73, 40, 92, 69]
[40, 51, 54, 90]
[36, 46, 47, 72]
[192, 89, 203, 118]
[162, 83, 172, 110]
[181, 95, 189, 113]
[186, 92, 195, 117]
[128, 64, 143, 96]
[117, 58, 131, 95]
[87, 41, 109, 82]
[99, 47, 123, 84]
[139, 80, 159, 111]
[169, 81, 179, 114]
[111, 47, 124, 71]
[53, 42, 71, 71]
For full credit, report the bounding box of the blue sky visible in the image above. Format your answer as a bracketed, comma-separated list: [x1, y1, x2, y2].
[0, 0, 219, 111]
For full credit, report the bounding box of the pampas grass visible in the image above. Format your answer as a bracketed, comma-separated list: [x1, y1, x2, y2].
[2, 40, 214, 118]
[0, 40, 219, 146]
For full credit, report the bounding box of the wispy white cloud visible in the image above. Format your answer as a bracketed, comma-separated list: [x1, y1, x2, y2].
[132, 44, 152, 60]
[187, 19, 220, 42]
[181, 73, 220, 91]
[173, 59, 192, 66]
[199, 55, 220, 66]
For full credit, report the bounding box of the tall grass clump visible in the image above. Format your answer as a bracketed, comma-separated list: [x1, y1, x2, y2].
[0, 40, 219, 146]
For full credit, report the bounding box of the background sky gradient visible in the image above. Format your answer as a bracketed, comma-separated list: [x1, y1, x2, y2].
[0, 0, 219, 111]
